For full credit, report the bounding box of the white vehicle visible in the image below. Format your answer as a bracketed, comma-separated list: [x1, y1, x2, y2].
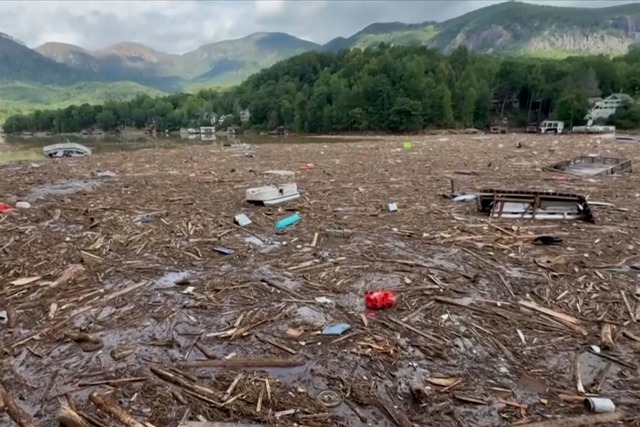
[539, 120, 564, 134]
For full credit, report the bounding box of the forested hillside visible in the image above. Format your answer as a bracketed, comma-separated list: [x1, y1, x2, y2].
[4, 2, 640, 121]
[5, 44, 640, 134]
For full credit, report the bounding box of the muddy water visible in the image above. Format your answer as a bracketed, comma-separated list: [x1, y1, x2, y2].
[6, 134, 635, 426]
[0, 134, 368, 164]
[0, 149, 44, 164]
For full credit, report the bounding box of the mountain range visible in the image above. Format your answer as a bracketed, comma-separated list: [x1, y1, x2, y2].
[3, 1, 640, 119]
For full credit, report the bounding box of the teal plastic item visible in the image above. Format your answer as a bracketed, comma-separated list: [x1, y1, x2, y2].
[275, 213, 301, 230]
[322, 323, 351, 336]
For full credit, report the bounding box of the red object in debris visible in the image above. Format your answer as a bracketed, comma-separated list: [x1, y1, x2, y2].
[365, 291, 397, 310]
[0, 203, 13, 214]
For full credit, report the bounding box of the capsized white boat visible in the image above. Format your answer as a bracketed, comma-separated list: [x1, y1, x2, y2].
[43, 141, 92, 158]
[245, 182, 300, 206]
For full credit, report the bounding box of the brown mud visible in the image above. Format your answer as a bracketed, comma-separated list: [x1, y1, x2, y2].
[1, 134, 639, 426]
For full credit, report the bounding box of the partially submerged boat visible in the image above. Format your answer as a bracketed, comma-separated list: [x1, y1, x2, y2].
[43, 141, 91, 158]
[571, 119, 615, 134]
[544, 155, 632, 177]
[476, 189, 595, 223]
[245, 170, 301, 206]
[615, 134, 639, 143]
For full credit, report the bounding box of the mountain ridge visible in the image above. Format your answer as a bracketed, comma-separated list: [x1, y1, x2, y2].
[32, 31, 319, 90]
[26, 1, 640, 88]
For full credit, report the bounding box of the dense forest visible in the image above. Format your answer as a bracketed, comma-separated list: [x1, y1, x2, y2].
[5, 44, 640, 134]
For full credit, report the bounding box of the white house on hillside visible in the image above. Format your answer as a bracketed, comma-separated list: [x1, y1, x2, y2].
[240, 109, 251, 123]
[585, 93, 633, 121]
[217, 109, 251, 125]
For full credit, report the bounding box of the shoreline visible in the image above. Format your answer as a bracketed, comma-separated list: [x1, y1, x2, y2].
[5, 128, 640, 140]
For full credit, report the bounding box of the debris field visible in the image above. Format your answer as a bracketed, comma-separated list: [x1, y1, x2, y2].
[1, 133, 640, 427]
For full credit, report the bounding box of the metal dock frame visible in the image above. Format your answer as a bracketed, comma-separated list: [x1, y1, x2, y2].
[476, 189, 595, 223]
[544, 156, 631, 177]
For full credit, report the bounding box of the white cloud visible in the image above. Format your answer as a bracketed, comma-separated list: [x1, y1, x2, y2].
[0, 0, 638, 53]
[255, 0, 287, 17]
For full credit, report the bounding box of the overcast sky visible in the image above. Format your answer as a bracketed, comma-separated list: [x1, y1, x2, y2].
[0, 0, 638, 54]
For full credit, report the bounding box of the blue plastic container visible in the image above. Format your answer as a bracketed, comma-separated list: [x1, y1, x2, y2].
[275, 213, 301, 230]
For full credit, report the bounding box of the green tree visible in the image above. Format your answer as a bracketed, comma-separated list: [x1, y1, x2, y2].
[389, 97, 423, 132]
[553, 91, 589, 126]
[608, 101, 640, 129]
[96, 110, 117, 131]
[6, 44, 640, 134]
[461, 88, 477, 127]
[280, 100, 294, 128]
[268, 110, 279, 130]
[293, 91, 307, 132]
[440, 85, 454, 127]
[474, 81, 492, 128]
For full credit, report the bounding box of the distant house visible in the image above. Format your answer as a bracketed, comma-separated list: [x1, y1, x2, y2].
[218, 114, 232, 125]
[217, 109, 250, 126]
[585, 93, 633, 121]
[240, 109, 251, 123]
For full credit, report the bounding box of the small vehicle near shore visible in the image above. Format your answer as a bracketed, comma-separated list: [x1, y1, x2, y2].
[538, 120, 564, 134]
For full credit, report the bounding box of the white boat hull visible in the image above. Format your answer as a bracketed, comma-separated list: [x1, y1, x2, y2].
[263, 193, 301, 206]
[43, 142, 92, 157]
[246, 183, 300, 206]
